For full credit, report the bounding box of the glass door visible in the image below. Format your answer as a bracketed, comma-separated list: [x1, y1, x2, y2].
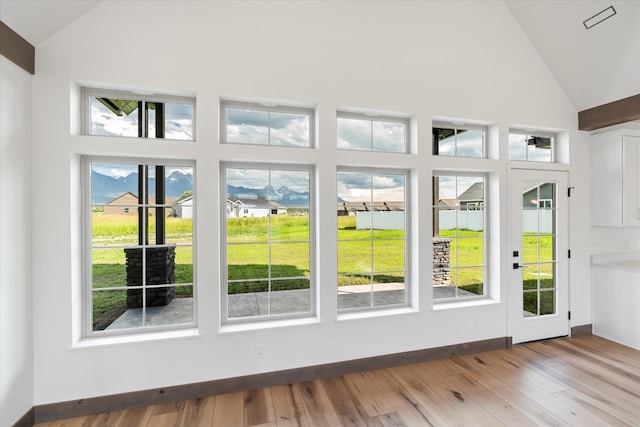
[508, 169, 569, 344]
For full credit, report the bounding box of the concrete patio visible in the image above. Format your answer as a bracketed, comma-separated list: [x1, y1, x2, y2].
[106, 284, 475, 329]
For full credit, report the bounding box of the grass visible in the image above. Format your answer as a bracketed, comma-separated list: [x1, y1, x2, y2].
[91, 214, 557, 329]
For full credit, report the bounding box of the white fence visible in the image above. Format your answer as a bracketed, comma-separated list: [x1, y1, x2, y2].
[356, 209, 553, 233]
[356, 211, 405, 230]
[438, 210, 552, 233]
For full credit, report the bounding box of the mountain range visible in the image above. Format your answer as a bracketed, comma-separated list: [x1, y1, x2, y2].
[91, 171, 193, 204]
[226, 184, 310, 207]
[92, 172, 310, 207]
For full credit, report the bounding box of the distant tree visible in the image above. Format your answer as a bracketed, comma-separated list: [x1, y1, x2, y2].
[177, 190, 192, 202]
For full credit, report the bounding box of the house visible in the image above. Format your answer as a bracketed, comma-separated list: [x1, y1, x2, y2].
[458, 182, 484, 210]
[103, 193, 175, 216]
[522, 182, 555, 209]
[102, 192, 138, 215]
[173, 195, 193, 219]
[227, 198, 287, 218]
[2, 1, 639, 425]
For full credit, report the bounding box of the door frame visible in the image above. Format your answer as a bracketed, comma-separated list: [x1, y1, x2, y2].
[507, 168, 570, 344]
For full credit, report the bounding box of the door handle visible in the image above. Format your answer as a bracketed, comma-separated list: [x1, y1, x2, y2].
[513, 263, 525, 270]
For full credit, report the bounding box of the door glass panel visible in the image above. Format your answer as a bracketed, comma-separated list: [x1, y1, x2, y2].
[521, 181, 556, 317]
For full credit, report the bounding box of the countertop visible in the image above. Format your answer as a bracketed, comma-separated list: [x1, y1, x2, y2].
[591, 252, 640, 273]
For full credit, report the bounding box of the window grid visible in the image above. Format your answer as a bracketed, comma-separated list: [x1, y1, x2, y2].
[221, 101, 314, 148]
[521, 180, 557, 316]
[433, 174, 487, 301]
[509, 130, 555, 163]
[337, 111, 409, 153]
[432, 122, 486, 158]
[223, 164, 314, 323]
[86, 159, 195, 336]
[337, 169, 409, 311]
[83, 88, 195, 141]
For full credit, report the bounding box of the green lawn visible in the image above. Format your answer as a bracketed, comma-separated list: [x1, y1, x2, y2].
[91, 214, 557, 329]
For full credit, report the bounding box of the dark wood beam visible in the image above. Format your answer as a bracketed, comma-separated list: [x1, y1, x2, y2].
[0, 21, 35, 74]
[578, 94, 640, 131]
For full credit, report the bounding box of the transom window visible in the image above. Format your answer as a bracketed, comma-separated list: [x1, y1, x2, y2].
[433, 122, 486, 158]
[433, 173, 487, 300]
[87, 158, 195, 335]
[84, 88, 195, 140]
[221, 101, 314, 147]
[509, 130, 555, 162]
[337, 111, 409, 153]
[222, 163, 314, 322]
[337, 168, 409, 310]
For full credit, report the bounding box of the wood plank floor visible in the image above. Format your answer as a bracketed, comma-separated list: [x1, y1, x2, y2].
[35, 335, 640, 427]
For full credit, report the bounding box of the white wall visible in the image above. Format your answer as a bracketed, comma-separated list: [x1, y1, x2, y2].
[30, 1, 589, 406]
[0, 57, 34, 426]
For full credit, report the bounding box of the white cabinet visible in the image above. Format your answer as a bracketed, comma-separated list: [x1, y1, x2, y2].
[591, 253, 640, 351]
[591, 130, 640, 227]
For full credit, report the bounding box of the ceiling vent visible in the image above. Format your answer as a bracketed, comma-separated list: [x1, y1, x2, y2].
[583, 6, 616, 29]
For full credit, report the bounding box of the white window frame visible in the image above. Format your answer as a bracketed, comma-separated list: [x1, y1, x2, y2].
[337, 110, 410, 153]
[82, 87, 196, 140]
[220, 100, 315, 148]
[221, 162, 316, 324]
[83, 156, 197, 337]
[433, 121, 487, 158]
[508, 129, 556, 163]
[432, 171, 488, 302]
[336, 166, 410, 312]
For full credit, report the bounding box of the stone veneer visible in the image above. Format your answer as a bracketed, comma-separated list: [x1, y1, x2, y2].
[124, 245, 176, 309]
[433, 238, 451, 286]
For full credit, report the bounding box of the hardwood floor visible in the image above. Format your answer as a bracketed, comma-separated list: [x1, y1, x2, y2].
[34, 335, 640, 427]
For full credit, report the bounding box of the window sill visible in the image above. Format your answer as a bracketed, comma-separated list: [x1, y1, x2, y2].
[220, 316, 321, 334]
[433, 297, 499, 311]
[73, 328, 200, 349]
[337, 306, 418, 322]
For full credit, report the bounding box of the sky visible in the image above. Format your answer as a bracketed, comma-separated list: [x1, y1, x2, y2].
[91, 163, 192, 179]
[434, 128, 484, 157]
[337, 171, 406, 202]
[226, 168, 310, 194]
[90, 97, 193, 140]
[226, 108, 310, 147]
[337, 117, 405, 152]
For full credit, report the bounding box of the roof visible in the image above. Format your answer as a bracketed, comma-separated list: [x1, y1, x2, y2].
[337, 201, 404, 212]
[458, 182, 484, 202]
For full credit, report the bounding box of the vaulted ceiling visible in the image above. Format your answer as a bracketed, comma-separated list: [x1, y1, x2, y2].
[1, 0, 638, 116]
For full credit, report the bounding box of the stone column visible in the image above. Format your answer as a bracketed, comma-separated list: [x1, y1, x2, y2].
[124, 245, 176, 308]
[433, 238, 451, 286]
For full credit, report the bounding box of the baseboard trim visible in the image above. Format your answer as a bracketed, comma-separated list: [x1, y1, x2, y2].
[571, 324, 593, 337]
[32, 336, 509, 424]
[11, 407, 34, 427]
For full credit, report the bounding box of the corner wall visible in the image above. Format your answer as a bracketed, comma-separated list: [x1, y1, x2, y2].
[30, 1, 589, 407]
[0, 56, 34, 426]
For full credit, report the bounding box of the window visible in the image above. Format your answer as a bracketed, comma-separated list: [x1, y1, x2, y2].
[509, 130, 554, 162]
[87, 159, 195, 335]
[223, 164, 314, 322]
[221, 101, 314, 147]
[337, 111, 409, 153]
[433, 122, 486, 158]
[433, 173, 486, 300]
[337, 168, 408, 310]
[84, 88, 195, 140]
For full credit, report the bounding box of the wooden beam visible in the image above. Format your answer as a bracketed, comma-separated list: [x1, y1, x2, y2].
[578, 94, 640, 131]
[0, 21, 35, 74]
